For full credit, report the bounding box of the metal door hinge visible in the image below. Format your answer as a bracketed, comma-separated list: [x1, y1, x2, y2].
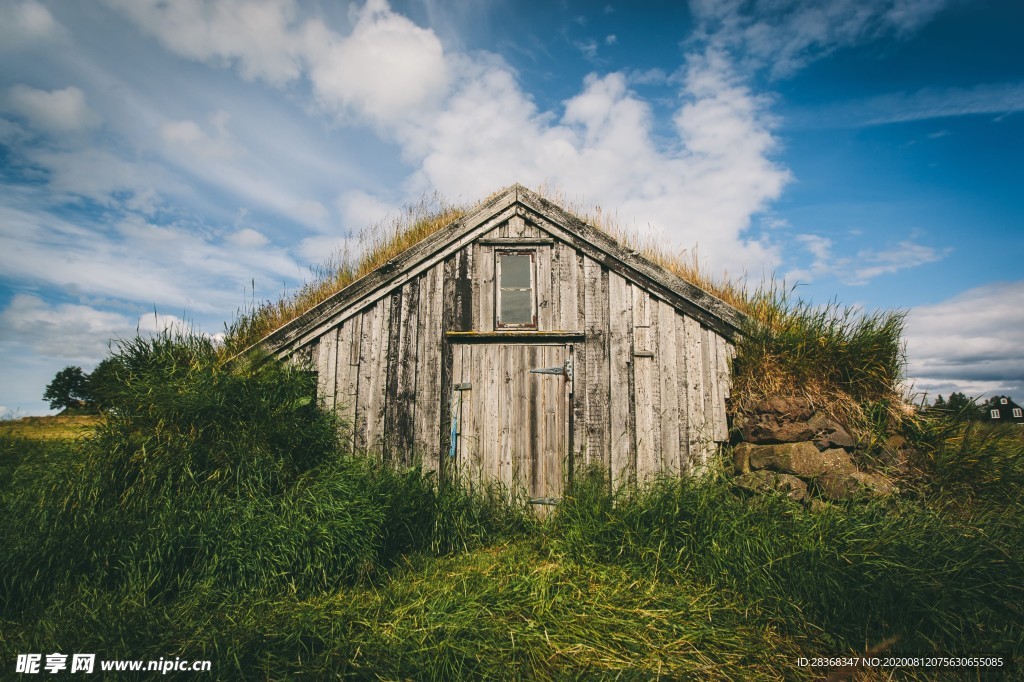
[529, 359, 573, 380]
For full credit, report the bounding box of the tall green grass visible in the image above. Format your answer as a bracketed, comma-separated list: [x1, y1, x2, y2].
[553, 466, 1023, 658]
[733, 286, 906, 408]
[904, 415, 1024, 506]
[0, 333, 527, 619]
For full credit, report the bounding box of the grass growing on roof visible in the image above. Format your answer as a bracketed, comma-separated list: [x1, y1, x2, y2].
[222, 193, 467, 357]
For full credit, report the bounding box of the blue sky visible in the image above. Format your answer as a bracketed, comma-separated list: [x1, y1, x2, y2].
[1, 0, 1022, 415]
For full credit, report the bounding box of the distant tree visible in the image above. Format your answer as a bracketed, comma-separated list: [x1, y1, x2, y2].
[947, 392, 984, 421]
[933, 394, 946, 408]
[82, 356, 127, 411]
[43, 366, 89, 411]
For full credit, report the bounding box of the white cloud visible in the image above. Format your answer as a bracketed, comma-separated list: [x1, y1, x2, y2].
[305, 0, 449, 124]
[691, 0, 951, 78]
[395, 49, 789, 274]
[161, 118, 239, 162]
[102, 0, 307, 85]
[97, 0, 792, 273]
[337, 189, 400, 230]
[0, 294, 129, 360]
[861, 82, 1024, 126]
[788, 81, 1024, 130]
[227, 228, 270, 248]
[5, 85, 100, 133]
[573, 39, 599, 61]
[850, 240, 951, 284]
[24, 147, 173, 212]
[107, 0, 449, 127]
[787, 233, 950, 285]
[905, 281, 1024, 398]
[0, 0, 62, 52]
[0, 198, 304, 315]
[155, 114, 335, 231]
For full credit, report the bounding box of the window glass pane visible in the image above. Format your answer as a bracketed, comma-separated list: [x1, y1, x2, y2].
[500, 254, 532, 288]
[501, 289, 533, 324]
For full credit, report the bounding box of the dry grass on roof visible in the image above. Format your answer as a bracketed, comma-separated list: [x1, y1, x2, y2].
[222, 193, 468, 357]
[222, 185, 751, 357]
[532, 185, 753, 315]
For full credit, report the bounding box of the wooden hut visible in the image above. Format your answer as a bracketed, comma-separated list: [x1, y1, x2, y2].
[259, 185, 744, 504]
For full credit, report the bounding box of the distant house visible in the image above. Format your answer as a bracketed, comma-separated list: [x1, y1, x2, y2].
[985, 396, 1024, 424]
[256, 185, 744, 504]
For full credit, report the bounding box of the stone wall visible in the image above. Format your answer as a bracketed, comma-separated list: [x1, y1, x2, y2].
[730, 397, 897, 503]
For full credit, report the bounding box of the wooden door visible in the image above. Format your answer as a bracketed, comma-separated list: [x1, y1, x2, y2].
[450, 343, 571, 504]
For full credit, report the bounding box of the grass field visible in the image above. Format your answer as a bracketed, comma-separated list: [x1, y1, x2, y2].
[0, 414, 100, 440]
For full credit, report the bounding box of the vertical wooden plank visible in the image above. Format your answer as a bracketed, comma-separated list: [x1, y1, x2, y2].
[317, 326, 338, 412]
[632, 288, 660, 483]
[481, 245, 495, 332]
[500, 344, 515, 492]
[559, 344, 571, 498]
[383, 289, 403, 462]
[363, 294, 391, 455]
[306, 342, 320, 370]
[571, 253, 587, 469]
[536, 245, 553, 330]
[551, 345, 568, 500]
[549, 243, 563, 330]
[521, 221, 544, 238]
[415, 266, 444, 473]
[454, 342, 468, 481]
[684, 316, 708, 473]
[454, 246, 474, 332]
[657, 300, 681, 476]
[674, 312, 691, 473]
[565, 242, 581, 329]
[335, 317, 359, 449]
[702, 326, 716, 451]
[583, 258, 610, 473]
[353, 307, 375, 451]
[438, 256, 457, 482]
[387, 279, 420, 465]
[713, 333, 729, 442]
[608, 271, 633, 489]
[507, 215, 526, 237]
[486, 343, 504, 489]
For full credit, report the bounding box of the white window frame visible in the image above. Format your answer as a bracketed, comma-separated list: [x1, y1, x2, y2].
[1001, 398, 1008, 404]
[1014, 408, 1022, 418]
[991, 409, 1001, 419]
[495, 249, 537, 329]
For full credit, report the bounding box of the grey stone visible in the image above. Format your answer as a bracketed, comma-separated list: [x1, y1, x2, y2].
[734, 443, 752, 474]
[733, 396, 816, 444]
[733, 470, 809, 502]
[808, 412, 856, 449]
[814, 471, 895, 501]
[745, 441, 855, 478]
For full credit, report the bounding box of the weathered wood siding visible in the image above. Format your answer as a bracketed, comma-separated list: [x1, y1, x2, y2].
[285, 213, 733, 488]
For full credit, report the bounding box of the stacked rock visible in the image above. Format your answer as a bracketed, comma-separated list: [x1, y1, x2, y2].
[731, 397, 895, 502]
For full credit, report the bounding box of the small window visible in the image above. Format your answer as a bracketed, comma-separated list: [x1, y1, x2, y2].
[496, 251, 536, 328]
[1014, 408, 1022, 418]
[1001, 398, 1008, 404]
[991, 409, 1001, 419]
